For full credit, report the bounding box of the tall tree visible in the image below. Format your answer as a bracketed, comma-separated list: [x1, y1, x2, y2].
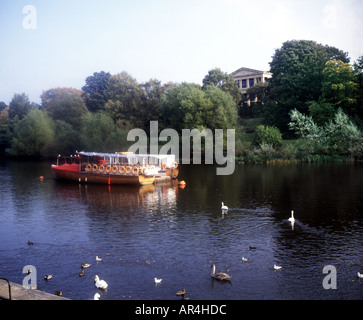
[41, 87, 88, 129]
[104, 71, 143, 129]
[202, 68, 241, 104]
[81, 71, 111, 112]
[8, 93, 34, 120]
[6, 109, 56, 157]
[264, 40, 349, 132]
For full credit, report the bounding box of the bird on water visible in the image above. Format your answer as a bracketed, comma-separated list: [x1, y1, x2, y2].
[211, 264, 231, 281]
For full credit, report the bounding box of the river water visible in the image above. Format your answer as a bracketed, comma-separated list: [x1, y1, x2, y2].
[0, 160, 362, 300]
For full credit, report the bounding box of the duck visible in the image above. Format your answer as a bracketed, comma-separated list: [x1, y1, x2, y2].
[96, 256, 102, 262]
[211, 264, 231, 281]
[94, 293, 101, 300]
[241, 257, 249, 263]
[288, 210, 295, 223]
[81, 263, 91, 269]
[27, 241, 34, 245]
[94, 275, 108, 290]
[358, 272, 363, 279]
[79, 270, 85, 277]
[154, 277, 162, 284]
[54, 291, 62, 296]
[221, 202, 228, 211]
[44, 274, 53, 280]
[249, 245, 256, 250]
[176, 288, 186, 297]
[274, 264, 282, 270]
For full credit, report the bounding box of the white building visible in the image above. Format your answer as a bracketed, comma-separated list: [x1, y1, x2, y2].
[231, 67, 272, 106]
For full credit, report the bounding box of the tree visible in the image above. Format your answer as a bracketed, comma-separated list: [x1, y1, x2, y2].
[289, 108, 363, 157]
[0, 101, 7, 112]
[138, 79, 175, 131]
[104, 71, 143, 129]
[264, 40, 349, 133]
[8, 93, 34, 120]
[81, 71, 111, 112]
[6, 109, 56, 157]
[202, 68, 241, 104]
[41, 87, 88, 129]
[309, 59, 359, 124]
[203, 85, 238, 130]
[160, 83, 238, 132]
[80, 111, 127, 152]
[160, 83, 211, 132]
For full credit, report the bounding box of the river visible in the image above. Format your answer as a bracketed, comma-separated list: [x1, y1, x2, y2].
[0, 160, 362, 300]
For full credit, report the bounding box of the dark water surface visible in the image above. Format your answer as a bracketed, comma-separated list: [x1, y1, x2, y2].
[0, 161, 362, 300]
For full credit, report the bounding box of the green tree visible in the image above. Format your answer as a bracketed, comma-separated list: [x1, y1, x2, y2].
[203, 85, 238, 130]
[6, 109, 56, 157]
[160, 83, 238, 132]
[104, 71, 143, 129]
[308, 59, 359, 124]
[139, 79, 175, 131]
[289, 108, 363, 157]
[80, 111, 127, 152]
[82, 71, 111, 112]
[160, 83, 211, 132]
[264, 40, 349, 132]
[41, 88, 88, 129]
[202, 68, 241, 104]
[8, 93, 34, 120]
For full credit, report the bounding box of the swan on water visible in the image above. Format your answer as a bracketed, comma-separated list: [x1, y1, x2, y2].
[96, 256, 102, 262]
[358, 272, 363, 279]
[154, 277, 162, 284]
[211, 264, 231, 281]
[94, 275, 108, 290]
[274, 264, 282, 270]
[241, 257, 248, 263]
[221, 202, 228, 211]
[288, 210, 295, 223]
[94, 293, 101, 300]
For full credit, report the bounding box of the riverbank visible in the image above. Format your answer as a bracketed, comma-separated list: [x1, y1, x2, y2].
[0, 279, 69, 300]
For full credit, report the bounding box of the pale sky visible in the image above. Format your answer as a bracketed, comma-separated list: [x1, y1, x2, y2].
[0, 0, 362, 104]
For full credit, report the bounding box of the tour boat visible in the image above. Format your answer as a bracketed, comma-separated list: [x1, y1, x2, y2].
[51, 151, 179, 186]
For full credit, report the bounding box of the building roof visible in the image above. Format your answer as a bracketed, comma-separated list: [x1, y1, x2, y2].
[231, 67, 271, 78]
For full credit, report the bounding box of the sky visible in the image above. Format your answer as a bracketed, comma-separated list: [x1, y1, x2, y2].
[0, 0, 362, 104]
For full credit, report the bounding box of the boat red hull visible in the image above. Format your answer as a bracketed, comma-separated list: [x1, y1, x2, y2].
[51, 166, 155, 186]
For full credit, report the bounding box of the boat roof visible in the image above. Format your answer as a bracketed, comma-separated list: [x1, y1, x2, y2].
[77, 151, 175, 160]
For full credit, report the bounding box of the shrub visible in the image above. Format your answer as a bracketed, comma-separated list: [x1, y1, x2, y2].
[253, 125, 283, 149]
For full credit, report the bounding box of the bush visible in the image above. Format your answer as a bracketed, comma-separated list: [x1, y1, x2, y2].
[253, 125, 283, 149]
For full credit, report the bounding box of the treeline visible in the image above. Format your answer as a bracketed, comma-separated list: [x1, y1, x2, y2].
[0, 69, 239, 158]
[1, 39, 363, 161]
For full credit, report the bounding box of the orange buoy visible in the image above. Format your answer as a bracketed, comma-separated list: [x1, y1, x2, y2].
[39, 176, 44, 180]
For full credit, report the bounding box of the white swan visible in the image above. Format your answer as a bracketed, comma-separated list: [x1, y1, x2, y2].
[221, 202, 228, 211]
[288, 210, 295, 223]
[96, 256, 102, 262]
[211, 264, 231, 281]
[94, 293, 101, 300]
[274, 264, 282, 270]
[94, 275, 108, 290]
[358, 272, 363, 279]
[154, 277, 162, 284]
[241, 257, 248, 263]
